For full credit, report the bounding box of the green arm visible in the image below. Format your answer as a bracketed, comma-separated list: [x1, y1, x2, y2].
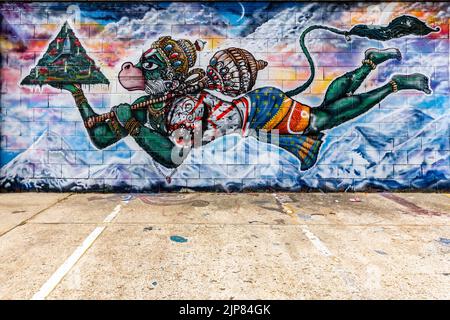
[75, 95, 185, 168]
[63, 84, 186, 167]
[115, 96, 186, 167]
[131, 125, 187, 168]
[64, 85, 125, 149]
[65, 84, 140, 150]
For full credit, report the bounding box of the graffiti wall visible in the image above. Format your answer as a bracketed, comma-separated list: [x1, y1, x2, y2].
[0, 2, 449, 192]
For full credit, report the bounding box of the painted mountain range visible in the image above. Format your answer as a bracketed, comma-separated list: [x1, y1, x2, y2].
[1, 106, 448, 192]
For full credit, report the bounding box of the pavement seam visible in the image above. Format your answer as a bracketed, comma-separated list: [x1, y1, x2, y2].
[0, 193, 74, 238]
[24, 222, 450, 227]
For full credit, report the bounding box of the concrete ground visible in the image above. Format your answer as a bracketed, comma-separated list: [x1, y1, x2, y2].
[0, 192, 449, 300]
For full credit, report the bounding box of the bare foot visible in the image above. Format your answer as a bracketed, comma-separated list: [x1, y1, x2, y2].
[391, 73, 432, 94]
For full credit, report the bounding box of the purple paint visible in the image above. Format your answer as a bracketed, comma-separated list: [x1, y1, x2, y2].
[380, 193, 444, 216]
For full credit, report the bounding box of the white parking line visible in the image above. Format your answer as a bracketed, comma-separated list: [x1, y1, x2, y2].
[300, 224, 333, 257]
[273, 193, 333, 257]
[103, 204, 122, 223]
[272, 193, 359, 294]
[31, 199, 127, 300]
[31, 226, 105, 300]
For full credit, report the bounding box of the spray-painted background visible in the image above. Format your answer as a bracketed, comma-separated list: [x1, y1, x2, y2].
[0, 2, 449, 192]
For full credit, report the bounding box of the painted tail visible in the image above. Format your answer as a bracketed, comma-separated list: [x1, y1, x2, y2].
[286, 15, 440, 97]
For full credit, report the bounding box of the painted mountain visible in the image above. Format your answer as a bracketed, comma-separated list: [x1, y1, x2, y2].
[1, 106, 448, 192]
[21, 22, 109, 86]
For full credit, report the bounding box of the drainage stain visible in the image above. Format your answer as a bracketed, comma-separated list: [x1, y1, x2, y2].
[170, 235, 188, 243]
[191, 200, 209, 207]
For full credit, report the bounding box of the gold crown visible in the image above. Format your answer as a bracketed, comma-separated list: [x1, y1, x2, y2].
[151, 36, 205, 76]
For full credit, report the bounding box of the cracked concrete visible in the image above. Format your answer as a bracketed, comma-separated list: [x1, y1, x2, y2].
[0, 192, 449, 299]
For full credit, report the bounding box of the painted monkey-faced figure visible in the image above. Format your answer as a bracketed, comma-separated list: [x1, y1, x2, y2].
[56, 19, 435, 173]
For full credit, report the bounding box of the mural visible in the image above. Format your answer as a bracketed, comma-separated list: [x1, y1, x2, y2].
[21, 22, 109, 86]
[1, 2, 449, 192]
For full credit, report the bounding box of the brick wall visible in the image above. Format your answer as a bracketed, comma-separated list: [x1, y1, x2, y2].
[0, 2, 449, 192]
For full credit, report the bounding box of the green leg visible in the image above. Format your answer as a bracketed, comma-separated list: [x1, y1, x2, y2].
[321, 48, 402, 106]
[310, 73, 431, 133]
[310, 83, 393, 132]
[321, 64, 372, 105]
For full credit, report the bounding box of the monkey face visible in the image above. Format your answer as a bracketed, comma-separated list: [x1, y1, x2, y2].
[118, 61, 146, 91]
[118, 49, 177, 95]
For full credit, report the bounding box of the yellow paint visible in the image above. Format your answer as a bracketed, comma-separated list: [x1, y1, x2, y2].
[39, 24, 59, 33]
[282, 204, 295, 217]
[0, 39, 14, 51]
[311, 80, 331, 94]
[297, 67, 325, 81]
[269, 67, 297, 81]
[323, 67, 348, 80]
[262, 98, 291, 130]
[212, 38, 227, 49]
[351, 12, 378, 25]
